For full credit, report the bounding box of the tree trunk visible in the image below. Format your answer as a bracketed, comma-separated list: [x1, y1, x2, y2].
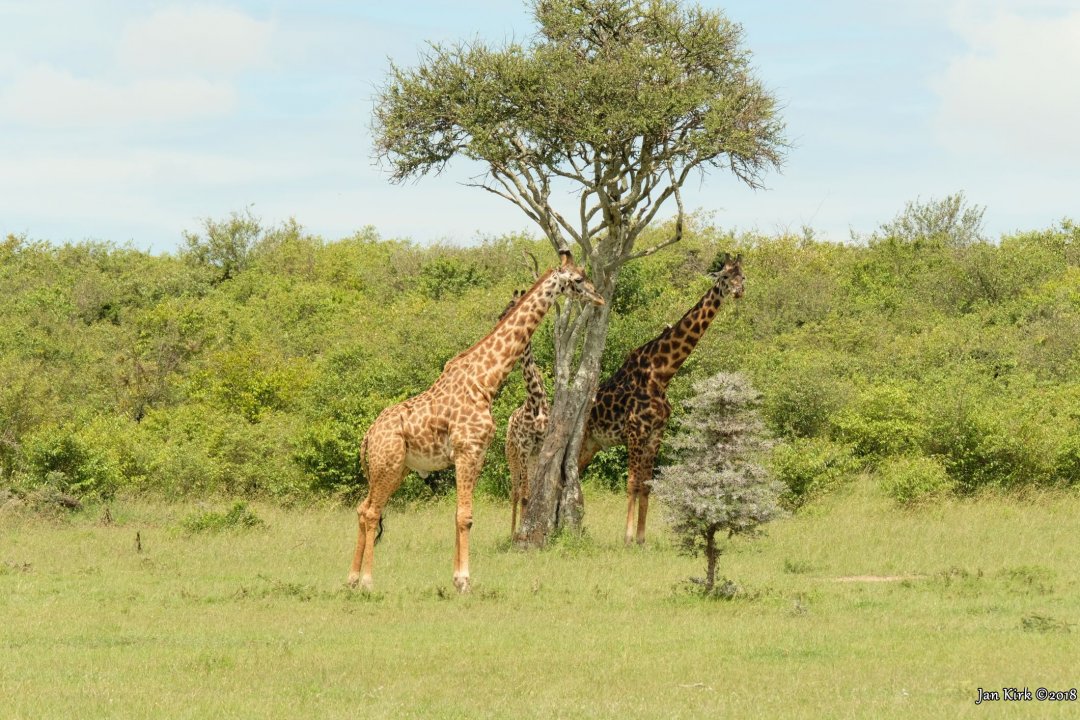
[705, 527, 718, 593]
[516, 270, 615, 548]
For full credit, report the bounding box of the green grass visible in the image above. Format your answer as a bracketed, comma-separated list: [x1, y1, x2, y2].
[2, 482, 1079, 719]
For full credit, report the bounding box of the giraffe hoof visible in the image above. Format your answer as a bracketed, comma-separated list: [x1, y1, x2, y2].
[347, 573, 373, 592]
[453, 576, 471, 594]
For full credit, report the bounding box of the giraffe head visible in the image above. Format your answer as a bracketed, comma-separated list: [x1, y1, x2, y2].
[552, 250, 605, 306]
[708, 251, 744, 299]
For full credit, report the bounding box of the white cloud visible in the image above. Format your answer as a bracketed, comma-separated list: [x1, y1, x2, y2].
[0, 64, 235, 126]
[0, 5, 273, 127]
[933, 6, 1080, 164]
[118, 5, 273, 77]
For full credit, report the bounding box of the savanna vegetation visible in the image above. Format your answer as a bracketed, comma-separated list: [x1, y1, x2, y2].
[2, 196, 1078, 515]
[3, 487, 1078, 718]
[3, 193, 1079, 717]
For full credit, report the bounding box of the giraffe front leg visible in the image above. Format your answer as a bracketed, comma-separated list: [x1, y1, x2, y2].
[634, 428, 665, 545]
[452, 450, 485, 593]
[625, 479, 640, 545]
[636, 486, 650, 546]
[506, 442, 526, 538]
[625, 434, 645, 545]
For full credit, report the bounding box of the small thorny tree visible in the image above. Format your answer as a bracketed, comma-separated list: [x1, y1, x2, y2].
[652, 372, 784, 594]
[373, 0, 786, 547]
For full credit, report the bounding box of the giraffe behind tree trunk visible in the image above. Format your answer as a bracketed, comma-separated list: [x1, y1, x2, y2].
[506, 333, 550, 538]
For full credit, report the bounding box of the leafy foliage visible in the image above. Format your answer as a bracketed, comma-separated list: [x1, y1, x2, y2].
[1, 204, 1078, 509]
[181, 501, 265, 533]
[878, 455, 955, 506]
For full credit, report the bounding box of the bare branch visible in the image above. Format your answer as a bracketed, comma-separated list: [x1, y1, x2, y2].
[522, 249, 542, 280]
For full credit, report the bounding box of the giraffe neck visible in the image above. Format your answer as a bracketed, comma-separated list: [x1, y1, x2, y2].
[520, 341, 549, 417]
[451, 270, 561, 399]
[648, 281, 730, 387]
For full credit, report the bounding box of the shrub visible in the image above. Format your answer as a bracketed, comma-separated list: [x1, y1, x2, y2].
[757, 352, 848, 439]
[1055, 433, 1080, 485]
[924, 398, 1051, 491]
[182, 502, 265, 533]
[832, 383, 926, 460]
[878, 455, 954, 505]
[769, 437, 858, 508]
[293, 420, 361, 494]
[15, 422, 126, 499]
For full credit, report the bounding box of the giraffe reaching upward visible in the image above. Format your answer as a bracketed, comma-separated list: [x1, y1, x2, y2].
[348, 252, 603, 592]
[503, 291, 550, 537]
[578, 252, 745, 544]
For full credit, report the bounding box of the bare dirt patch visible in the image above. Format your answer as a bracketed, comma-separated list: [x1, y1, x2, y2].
[831, 575, 927, 583]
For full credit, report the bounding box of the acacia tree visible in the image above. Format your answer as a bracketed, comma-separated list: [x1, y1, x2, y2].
[373, 0, 786, 547]
[651, 372, 784, 594]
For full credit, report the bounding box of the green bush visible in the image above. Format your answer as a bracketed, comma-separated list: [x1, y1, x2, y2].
[139, 405, 306, 498]
[3, 211, 1079, 504]
[181, 501, 265, 533]
[293, 420, 361, 494]
[1055, 433, 1080, 485]
[14, 421, 129, 499]
[878, 455, 955, 505]
[923, 398, 1050, 492]
[769, 437, 858, 508]
[832, 383, 926, 460]
[757, 352, 848, 439]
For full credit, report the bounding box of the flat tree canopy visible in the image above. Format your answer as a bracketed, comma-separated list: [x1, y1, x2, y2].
[373, 0, 786, 545]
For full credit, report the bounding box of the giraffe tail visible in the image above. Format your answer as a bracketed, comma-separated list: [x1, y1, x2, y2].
[357, 431, 385, 544]
[358, 431, 371, 482]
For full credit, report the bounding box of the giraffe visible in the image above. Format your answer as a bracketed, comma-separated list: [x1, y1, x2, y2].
[503, 291, 550, 537]
[578, 252, 744, 545]
[348, 251, 603, 592]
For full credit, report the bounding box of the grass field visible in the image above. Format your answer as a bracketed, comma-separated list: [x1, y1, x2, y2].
[2, 481, 1078, 719]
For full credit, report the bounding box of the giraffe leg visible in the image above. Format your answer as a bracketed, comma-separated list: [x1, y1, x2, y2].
[624, 433, 646, 545]
[452, 449, 486, 593]
[347, 431, 406, 591]
[635, 432, 663, 545]
[506, 440, 526, 538]
[624, 477, 640, 546]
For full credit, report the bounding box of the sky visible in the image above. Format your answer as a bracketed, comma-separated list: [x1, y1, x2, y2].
[1, 0, 1078, 253]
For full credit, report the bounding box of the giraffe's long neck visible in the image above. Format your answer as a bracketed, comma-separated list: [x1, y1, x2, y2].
[455, 271, 561, 399]
[520, 341, 549, 419]
[648, 281, 729, 388]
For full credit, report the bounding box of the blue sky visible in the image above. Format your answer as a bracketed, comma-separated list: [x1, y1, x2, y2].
[1, 1, 1078, 253]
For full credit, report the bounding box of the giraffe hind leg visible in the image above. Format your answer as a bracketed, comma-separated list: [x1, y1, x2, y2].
[348, 431, 406, 590]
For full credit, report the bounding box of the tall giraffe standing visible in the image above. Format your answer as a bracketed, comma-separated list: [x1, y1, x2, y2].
[503, 290, 550, 537]
[348, 252, 603, 592]
[578, 253, 744, 545]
